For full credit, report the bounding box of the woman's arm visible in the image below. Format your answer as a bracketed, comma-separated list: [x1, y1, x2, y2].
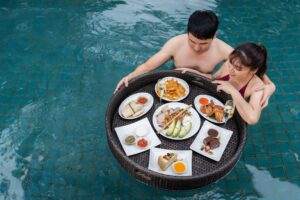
[259, 74, 276, 108]
[213, 80, 263, 124]
[231, 88, 263, 124]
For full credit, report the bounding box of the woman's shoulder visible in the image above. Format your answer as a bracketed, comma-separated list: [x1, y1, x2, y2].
[249, 75, 265, 93]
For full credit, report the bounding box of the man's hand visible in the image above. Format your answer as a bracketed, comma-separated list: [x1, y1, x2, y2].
[175, 68, 212, 79]
[114, 74, 131, 94]
[255, 84, 275, 109]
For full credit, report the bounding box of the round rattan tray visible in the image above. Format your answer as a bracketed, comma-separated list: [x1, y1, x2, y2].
[106, 70, 247, 190]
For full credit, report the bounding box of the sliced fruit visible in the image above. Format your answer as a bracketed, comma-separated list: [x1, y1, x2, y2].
[172, 119, 182, 137]
[179, 121, 192, 138]
[166, 120, 176, 136]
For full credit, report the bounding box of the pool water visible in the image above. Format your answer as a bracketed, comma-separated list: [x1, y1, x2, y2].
[1, 0, 300, 199]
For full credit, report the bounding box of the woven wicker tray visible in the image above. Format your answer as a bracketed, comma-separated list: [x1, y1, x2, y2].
[106, 70, 247, 190]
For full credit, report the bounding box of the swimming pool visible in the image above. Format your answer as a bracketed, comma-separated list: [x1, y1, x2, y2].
[1, 0, 300, 199]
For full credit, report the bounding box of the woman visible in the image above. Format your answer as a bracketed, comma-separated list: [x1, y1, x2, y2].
[209, 42, 274, 124]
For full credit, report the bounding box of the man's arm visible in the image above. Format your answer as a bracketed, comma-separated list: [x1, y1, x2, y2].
[114, 37, 179, 93]
[128, 39, 176, 78]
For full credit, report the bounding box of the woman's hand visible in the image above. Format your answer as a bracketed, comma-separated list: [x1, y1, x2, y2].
[114, 74, 132, 94]
[212, 80, 238, 95]
[255, 83, 276, 109]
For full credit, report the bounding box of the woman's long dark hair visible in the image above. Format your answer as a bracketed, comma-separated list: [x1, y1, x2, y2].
[229, 42, 268, 78]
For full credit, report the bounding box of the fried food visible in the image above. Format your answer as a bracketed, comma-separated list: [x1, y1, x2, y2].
[158, 79, 186, 100]
[200, 100, 224, 122]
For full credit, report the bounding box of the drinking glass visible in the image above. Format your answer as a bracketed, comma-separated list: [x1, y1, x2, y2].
[224, 100, 235, 124]
[155, 79, 165, 109]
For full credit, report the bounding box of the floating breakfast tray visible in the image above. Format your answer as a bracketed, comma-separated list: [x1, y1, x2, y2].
[105, 70, 247, 190]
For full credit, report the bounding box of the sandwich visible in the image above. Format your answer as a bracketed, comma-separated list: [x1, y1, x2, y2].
[121, 101, 144, 118]
[158, 152, 177, 171]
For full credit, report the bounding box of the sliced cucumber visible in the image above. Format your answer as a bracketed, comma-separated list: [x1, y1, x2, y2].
[179, 121, 192, 138]
[172, 119, 181, 137]
[166, 120, 176, 136]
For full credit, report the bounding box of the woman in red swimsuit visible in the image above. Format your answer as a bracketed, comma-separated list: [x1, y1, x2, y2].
[211, 42, 271, 124]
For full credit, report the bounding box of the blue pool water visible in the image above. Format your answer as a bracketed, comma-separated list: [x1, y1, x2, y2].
[1, 0, 300, 199]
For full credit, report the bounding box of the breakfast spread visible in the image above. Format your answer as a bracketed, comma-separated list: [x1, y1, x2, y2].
[115, 77, 234, 176]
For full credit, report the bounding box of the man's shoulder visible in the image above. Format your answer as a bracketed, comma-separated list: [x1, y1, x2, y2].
[168, 34, 186, 44]
[213, 38, 234, 56]
[163, 34, 186, 49]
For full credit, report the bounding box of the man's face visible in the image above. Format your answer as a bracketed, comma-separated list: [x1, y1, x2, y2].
[188, 33, 213, 53]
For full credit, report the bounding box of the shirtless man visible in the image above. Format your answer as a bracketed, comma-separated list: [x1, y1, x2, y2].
[114, 10, 275, 107]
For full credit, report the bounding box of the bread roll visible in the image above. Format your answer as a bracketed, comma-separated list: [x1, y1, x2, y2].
[158, 153, 177, 171]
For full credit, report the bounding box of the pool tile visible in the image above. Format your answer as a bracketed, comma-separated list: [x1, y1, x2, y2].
[270, 167, 286, 178]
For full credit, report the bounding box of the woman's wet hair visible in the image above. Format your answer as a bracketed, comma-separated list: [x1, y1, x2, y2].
[187, 10, 218, 40]
[229, 42, 268, 78]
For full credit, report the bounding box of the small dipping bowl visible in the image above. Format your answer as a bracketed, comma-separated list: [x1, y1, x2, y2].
[172, 161, 187, 174]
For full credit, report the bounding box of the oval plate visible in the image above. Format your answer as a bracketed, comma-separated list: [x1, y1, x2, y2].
[118, 92, 154, 120]
[194, 94, 225, 124]
[152, 102, 201, 140]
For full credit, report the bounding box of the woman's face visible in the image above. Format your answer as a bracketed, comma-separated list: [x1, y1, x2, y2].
[227, 58, 254, 78]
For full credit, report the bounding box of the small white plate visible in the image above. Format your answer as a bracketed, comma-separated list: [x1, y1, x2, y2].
[114, 118, 161, 156]
[118, 92, 154, 120]
[148, 148, 192, 176]
[190, 120, 233, 161]
[155, 77, 189, 102]
[194, 94, 225, 124]
[152, 102, 201, 140]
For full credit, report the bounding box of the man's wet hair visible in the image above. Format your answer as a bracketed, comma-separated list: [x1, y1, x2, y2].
[187, 10, 219, 40]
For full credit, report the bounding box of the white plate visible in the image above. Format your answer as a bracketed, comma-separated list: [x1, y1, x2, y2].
[194, 94, 225, 124]
[152, 102, 201, 140]
[118, 92, 154, 120]
[114, 118, 161, 156]
[155, 77, 189, 102]
[148, 148, 192, 176]
[190, 120, 233, 161]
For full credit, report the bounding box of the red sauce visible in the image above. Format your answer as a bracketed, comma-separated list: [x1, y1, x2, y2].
[137, 138, 148, 148]
[199, 97, 209, 105]
[137, 96, 148, 104]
